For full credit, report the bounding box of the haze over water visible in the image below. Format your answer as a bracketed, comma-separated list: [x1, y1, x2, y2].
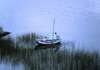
[0, 0, 100, 50]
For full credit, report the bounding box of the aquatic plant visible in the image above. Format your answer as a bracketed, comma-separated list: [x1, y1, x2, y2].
[16, 33, 43, 48]
[0, 27, 100, 70]
[0, 26, 3, 31]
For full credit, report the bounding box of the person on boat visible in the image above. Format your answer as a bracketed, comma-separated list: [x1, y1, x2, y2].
[43, 37, 46, 41]
[55, 32, 60, 40]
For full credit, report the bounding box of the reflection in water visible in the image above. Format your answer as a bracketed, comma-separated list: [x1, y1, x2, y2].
[34, 43, 62, 52]
[54, 44, 61, 52]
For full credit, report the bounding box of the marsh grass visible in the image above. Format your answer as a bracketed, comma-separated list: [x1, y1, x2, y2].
[0, 27, 100, 70]
[16, 33, 43, 48]
[0, 26, 3, 31]
[23, 48, 100, 70]
[0, 36, 15, 47]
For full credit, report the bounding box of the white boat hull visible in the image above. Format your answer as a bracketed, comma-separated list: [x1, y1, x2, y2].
[36, 39, 62, 45]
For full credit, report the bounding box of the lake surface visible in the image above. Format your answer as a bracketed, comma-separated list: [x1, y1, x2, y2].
[0, 0, 100, 70]
[0, 0, 100, 50]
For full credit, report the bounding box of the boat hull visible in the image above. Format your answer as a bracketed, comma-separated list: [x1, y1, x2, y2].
[36, 39, 62, 45]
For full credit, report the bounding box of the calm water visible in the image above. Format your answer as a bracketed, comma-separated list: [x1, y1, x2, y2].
[0, 0, 100, 70]
[0, 0, 100, 50]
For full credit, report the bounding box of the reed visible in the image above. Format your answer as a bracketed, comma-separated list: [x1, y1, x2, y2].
[16, 33, 43, 48]
[0, 26, 3, 31]
[0, 26, 100, 70]
[22, 48, 100, 70]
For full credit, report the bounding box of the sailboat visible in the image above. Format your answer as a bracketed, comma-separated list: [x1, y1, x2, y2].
[36, 18, 62, 45]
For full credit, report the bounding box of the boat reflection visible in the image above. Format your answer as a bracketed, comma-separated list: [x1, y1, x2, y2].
[34, 43, 62, 51]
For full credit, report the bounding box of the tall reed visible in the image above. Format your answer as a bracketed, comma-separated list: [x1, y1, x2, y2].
[0, 26, 100, 70]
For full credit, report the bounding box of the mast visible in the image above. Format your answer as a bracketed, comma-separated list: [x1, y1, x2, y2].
[52, 18, 55, 39]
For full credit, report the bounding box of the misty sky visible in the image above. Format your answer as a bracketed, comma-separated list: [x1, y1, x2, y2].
[0, 0, 100, 38]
